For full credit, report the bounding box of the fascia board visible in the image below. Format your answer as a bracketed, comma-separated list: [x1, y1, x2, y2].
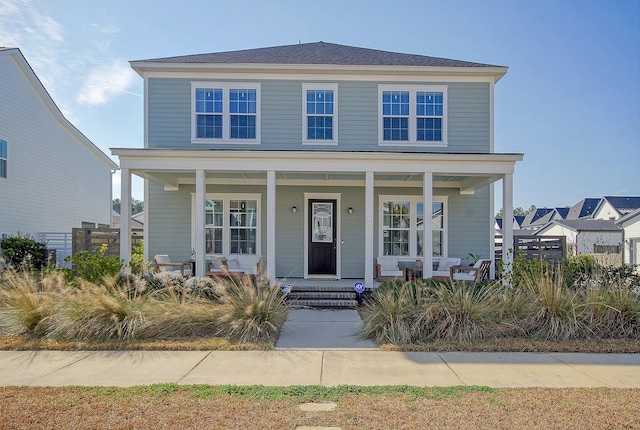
[111, 149, 523, 174]
[130, 62, 507, 82]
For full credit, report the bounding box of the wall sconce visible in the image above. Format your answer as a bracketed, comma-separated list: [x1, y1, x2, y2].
[348, 206, 353, 214]
[291, 206, 297, 213]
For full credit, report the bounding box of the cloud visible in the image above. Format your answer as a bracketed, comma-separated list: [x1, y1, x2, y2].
[76, 60, 138, 105]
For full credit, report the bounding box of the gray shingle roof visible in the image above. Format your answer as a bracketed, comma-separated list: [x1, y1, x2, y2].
[135, 42, 502, 68]
[552, 219, 622, 232]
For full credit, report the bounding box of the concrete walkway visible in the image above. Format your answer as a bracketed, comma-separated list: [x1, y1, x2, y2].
[0, 350, 638, 388]
[276, 309, 377, 350]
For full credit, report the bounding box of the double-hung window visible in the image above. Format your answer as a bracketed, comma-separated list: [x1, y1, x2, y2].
[380, 196, 447, 257]
[302, 83, 338, 144]
[0, 139, 6, 179]
[202, 194, 260, 255]
[192, 82, 260, 143]
[378, 85, 447, 145]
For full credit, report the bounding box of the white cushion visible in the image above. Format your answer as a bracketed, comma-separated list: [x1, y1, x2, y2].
[473, 259, 484, 268]
[381, 270, 403, 277]
[154, 254, 171, 265]
[437, 257, 460, 272]
[210, 256, 225, 269]
[377, 257, 399, 272]
[453, 272, 476, 281]
[226, 258, 239, 270]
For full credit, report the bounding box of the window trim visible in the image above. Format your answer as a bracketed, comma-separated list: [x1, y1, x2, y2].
[301, 83, 338, 145]
[0, 139, 6, 179]
[378, 195, 448, 258]
[377, 84, 448, 147]
[191, 82, 261, 145]
[192, 193, 262, 256]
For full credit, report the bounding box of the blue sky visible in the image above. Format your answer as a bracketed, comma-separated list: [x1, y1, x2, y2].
[1, 0, 639, 212]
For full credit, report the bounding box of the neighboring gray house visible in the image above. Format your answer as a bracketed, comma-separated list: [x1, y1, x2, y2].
[112, 42, 523, 286]
[0, 48, 117, 265]
[566, 198, 601, 220]
[593, 196, 640, 221]
[536, 219, 623, 264]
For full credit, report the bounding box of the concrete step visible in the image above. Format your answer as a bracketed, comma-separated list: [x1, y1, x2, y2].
[288, 291, 357, 300]
[288, 299, 358, 308]
[290, 285, 357, 293]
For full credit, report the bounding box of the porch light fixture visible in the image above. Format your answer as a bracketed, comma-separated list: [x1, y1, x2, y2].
[348, 206, 353, 214]
[292, 206, 297, 213]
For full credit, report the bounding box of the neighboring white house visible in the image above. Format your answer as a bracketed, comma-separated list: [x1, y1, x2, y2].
[0, 48, 117, 265]
[536, 219, 623, 265]
[616, 208, 640, 271]
[593, 196, 640, 221]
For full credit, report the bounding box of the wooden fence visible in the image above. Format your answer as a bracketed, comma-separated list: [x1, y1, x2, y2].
[495, 235, 567, 264]
[72, 227, 143, 257]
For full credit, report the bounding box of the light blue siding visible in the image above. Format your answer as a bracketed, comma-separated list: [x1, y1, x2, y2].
[147, 183, 492, 278]
[147, 78, 490, 153]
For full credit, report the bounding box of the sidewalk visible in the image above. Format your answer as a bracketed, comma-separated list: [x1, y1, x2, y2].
[1, 349, 638, 388]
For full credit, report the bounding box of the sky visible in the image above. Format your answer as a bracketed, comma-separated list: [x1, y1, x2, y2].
[1, 0, 639, 213]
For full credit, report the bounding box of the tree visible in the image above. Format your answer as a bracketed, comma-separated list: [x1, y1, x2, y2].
[495, 205, 536, 218]
[112, 198, 144, 215]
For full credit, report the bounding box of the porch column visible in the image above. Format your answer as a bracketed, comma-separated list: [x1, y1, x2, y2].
[119, 168, 132, 267]
[267, 170, 276, 282]
[365, 171, 374, 288]
[502, 173, 514, 284]
[423, 172, 433, 278]
[194, 169, 206, 277]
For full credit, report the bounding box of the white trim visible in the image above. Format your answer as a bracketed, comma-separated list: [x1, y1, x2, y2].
[267, 171, 276, 282]
[190, 82, 261, 144]
[365, 172, 375, 287]
[377, 84, 448, 146]
[301, 83, 338, 145]
[378, 194, 448, 259]
[304, 192, 342, 279]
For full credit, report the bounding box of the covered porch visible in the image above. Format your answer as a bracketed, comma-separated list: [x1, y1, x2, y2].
[113, 149, 523, 287]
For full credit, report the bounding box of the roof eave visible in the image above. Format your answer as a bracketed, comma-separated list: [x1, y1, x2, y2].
[129, 61, 508, 82]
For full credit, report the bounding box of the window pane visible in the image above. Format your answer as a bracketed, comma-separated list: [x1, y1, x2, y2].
[230, 89, 256, 114]
[382, 91, 409, 118]
[230, 115, 256, 139]
[383, 117, 408, 141]
[195, 88, 222, 113]
[197, 115, 222, 138]
[307, 116, 333, 140]
[432, 202, 443, 229]
[0, 159, 6, 178]
[417, 118, 442, 142]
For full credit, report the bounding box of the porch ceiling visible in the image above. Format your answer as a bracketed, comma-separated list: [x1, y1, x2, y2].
[113, 149, 523, 194]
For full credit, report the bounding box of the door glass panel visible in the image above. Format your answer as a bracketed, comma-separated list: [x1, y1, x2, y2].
[312, 202, 333, 243]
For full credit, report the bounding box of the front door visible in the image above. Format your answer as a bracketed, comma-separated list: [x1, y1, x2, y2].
[308, 199, 337, 275]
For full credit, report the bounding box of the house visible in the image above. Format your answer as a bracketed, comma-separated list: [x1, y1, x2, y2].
[565, 198, 601, 219]
[536, 219, 623, 265]
[616, 208, 640, 271]
[519, 207, 568, 231]
[0, 48, 117, 266]
[112, 42, 523, 286]
[592, 196, 640, 221]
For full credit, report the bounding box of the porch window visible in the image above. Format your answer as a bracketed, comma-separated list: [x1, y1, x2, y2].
[302, 83, 338, 144]
[192, 82, 260, 143]
[380, 197, 447, 257]
[202, 194, 260, 255]
[0, 139, 6, 178]
[378, 85, 448, 145]
[382, 201, 410, 256]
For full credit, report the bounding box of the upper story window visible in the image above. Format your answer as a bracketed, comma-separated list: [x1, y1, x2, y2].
[302, 83, 338, 145]
[378, 85, 447, 146]
[0, 139, 7, 179]
[192, 82, 260, 144]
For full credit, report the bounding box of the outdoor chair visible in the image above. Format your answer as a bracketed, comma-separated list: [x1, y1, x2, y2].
[449, 259, 492, 283]
[153, 254, 191, 276]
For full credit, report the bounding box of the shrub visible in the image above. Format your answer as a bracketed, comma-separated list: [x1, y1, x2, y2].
[64, 244, 123, 285]
[0, 269, 66, 335]
[520, 270, 591, 340]
[184, 276, 223, 302]
[128, 241, 151, 275]
[419, 281, 500, 343]
[218, 275, 289, 343]
[361, 281, 424, 344]
[0, 233, 47, 270]
[584, 286, 640, 339]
